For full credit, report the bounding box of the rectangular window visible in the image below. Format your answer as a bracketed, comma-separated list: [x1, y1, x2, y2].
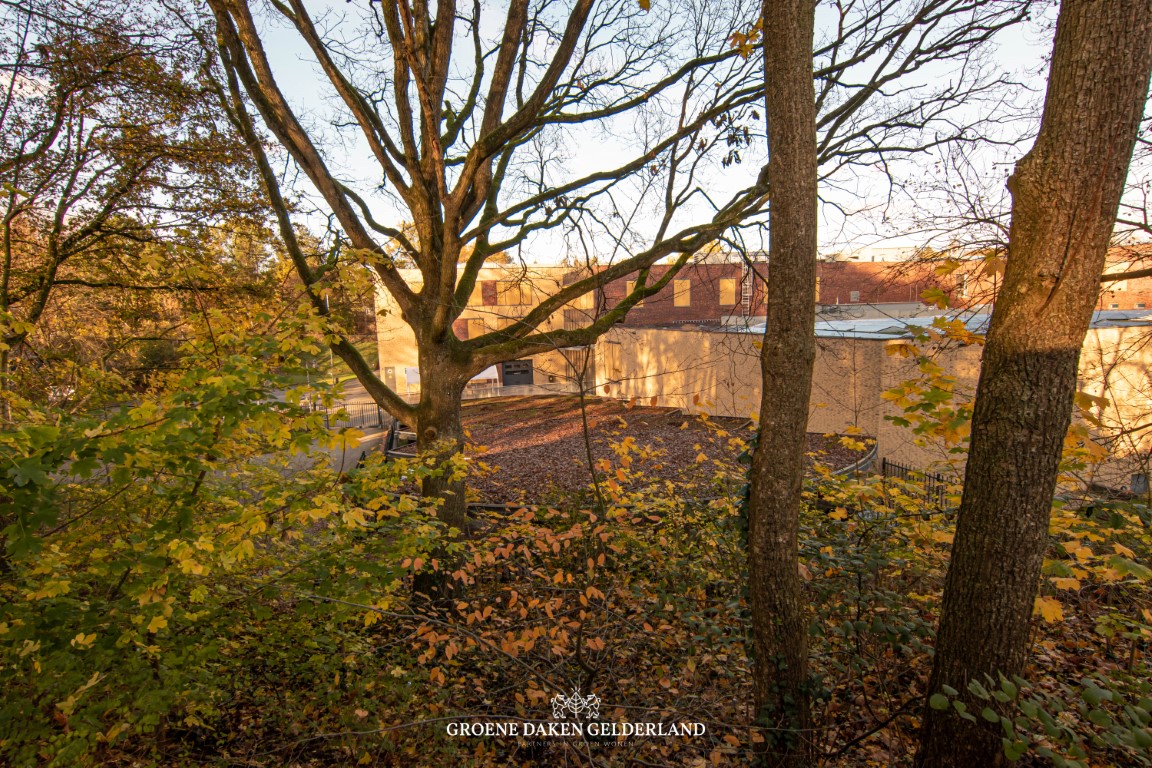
[674, 279, 691, 307]
[626, 280, 644, 307]
[497, 280, 532, 306]
[1138, 303, 1146, 309]
[849, 290, 860, 303]
[467, 287, 482, 307]
[466, 318, 487, 339]
[719, 278, 737, 306]
[1109, 302, 1120, 309]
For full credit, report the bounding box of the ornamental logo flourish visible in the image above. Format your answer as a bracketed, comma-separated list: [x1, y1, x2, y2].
[551, 688, 601, 720]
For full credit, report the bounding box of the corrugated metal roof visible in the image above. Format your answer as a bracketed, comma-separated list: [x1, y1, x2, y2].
[742, 310, 1152, 340]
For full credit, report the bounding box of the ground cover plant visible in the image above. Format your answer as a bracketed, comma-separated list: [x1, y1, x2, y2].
[3, 318, 1150, 766]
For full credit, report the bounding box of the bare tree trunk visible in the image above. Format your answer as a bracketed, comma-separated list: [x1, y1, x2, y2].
[917, 2, 1152, 766]
[0, 349, 9, 423]
[414, 343, 469, 520]
[746, 0, 818, 764]
[410, 344, 469, 597]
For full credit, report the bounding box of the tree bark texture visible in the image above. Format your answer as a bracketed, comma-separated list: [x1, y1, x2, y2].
[917, 2, 1152, 766]
[746, 0, 819, 765]
[414, 342, 470, 535]
[409, 339, 470, 598]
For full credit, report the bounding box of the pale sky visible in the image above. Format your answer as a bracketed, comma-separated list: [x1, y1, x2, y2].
[250, 0, 1073, 265]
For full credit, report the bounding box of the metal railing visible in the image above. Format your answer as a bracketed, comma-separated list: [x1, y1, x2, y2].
[314, 383, 582, 432]
[312, 401, 388, 431]
[390, 381, 580, 405]
[880, 457, 950, 510]
[832, 441, 878, 476]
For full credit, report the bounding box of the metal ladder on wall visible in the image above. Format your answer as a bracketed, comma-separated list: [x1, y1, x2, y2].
[740, 263, 754, 316]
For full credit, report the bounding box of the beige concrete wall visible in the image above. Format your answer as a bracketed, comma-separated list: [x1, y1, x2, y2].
[374, 292, 420, 394]
[594, 326, 973, 468]
[874, 343, 981, 471]
[1075, 325, 1152, 490]
[596, 326, 763, 420]
[374, 266, 577, 392]
[592, 325, 1152, 483]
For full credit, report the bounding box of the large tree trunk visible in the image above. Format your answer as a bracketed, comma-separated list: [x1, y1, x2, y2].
[414, 347, 469, 527]
[411, 344, 470, 597]
[916, 2, 1152, 766]
[746, 0, 818, 764]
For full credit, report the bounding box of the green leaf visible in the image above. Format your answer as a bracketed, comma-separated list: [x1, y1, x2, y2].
[1086, 709, 1112, 727]
[1083, 685, 1112, 707]
[1003, 738, 1028, 761]
[999, 677, 1018, 700]
[930, 693, 950, 710]
[921, 287, 950, 309]
[1108, 555, 1152, 581]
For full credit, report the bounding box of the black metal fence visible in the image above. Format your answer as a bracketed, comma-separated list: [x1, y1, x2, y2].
[880, 457, 951, 511]
[314, 402, 388, 431]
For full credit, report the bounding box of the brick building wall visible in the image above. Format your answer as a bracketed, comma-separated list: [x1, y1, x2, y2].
[815, 260, 991, 308]
[594, 263, 767, 326]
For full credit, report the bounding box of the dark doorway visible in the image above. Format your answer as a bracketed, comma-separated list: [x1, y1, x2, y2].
[501, 360, 534, 386]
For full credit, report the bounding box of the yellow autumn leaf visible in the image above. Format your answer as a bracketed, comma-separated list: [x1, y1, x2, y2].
[70, 633, 96, 649]
[981, 252, 1005, 278]
[885, 340, 918, 358]
[1034, 596, 1064, 623]
[147, 615, 168, 634]
[1113, 542, 1136, 558]
[1050, 577, 1081, 591]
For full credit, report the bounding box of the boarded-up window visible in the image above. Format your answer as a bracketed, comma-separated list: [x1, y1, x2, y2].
[497, 280, 532, 306]
[719, 278, 737, 305]
[467, 286, 482, 306]
[467, 318, 487, 339]
[849, 290, 860, 303]
[571, 291, 595, 310]
[674, 279, 691, 307]
[626, 280, 644, 307]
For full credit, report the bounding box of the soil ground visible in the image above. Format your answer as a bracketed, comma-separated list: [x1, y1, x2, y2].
[457, 395, 867, 504]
